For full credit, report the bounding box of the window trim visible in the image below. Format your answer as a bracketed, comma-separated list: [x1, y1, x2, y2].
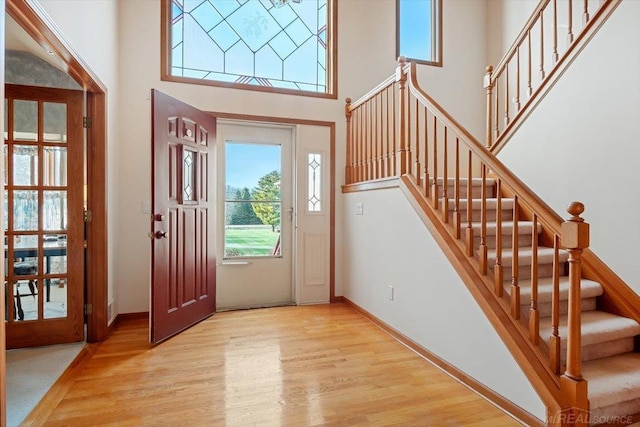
[160, 0, 338, 99]
[396, 0, 443, 67]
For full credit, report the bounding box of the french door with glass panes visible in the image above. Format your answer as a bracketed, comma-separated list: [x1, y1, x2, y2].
[4, 84, 84, 349]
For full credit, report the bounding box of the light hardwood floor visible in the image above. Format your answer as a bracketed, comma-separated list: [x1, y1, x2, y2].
[23, 304, 522, 426]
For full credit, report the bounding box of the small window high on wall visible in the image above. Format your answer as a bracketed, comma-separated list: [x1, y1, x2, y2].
[162, 0, 337, 99]
[396, 0, 442, 66]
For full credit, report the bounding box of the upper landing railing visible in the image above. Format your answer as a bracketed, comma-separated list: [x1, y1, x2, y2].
[484, 0, 621, 152]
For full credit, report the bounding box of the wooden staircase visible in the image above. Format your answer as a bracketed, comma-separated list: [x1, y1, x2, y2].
[343, 49, 640, 424]
[455, 179, 640, 423]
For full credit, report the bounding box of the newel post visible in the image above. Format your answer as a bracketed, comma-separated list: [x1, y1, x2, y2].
[484, 65, 494, 149]
[396, 56, 408, 176]
[345, 98, 353, 184]
[559, 201, 589, 425]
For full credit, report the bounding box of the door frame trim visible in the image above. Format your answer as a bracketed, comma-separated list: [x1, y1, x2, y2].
[5, 0, 109, 342]
[208, 112, 336, 302]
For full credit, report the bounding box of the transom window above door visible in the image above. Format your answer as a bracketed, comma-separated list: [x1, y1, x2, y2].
[162, 0, 337, 98]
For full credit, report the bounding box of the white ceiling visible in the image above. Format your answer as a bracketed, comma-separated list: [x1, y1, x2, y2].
[5, 13, 68, 72]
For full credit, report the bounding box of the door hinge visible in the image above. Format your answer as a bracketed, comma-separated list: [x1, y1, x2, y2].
[83, 116, 92, 128]
[84, 303, 93, 315]
[84, 209, 92, 223]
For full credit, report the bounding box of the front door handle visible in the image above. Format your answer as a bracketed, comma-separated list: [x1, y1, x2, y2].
[155, 231, 168, 239]
[287, 207, 294, 220]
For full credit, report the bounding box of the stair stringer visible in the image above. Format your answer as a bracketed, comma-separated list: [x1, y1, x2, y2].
[398, 174, 570, 418]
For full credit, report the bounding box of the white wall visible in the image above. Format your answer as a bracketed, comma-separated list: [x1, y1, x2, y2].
[496, 0, 640, 292]
[342, 187, 546, 419]
[37, 0, 120, 321]
[111, 0, 489, 314]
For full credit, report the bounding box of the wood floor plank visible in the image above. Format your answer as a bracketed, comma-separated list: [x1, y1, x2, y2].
[23, 304, 523, 426]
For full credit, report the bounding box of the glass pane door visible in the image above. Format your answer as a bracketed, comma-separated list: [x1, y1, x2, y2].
[4, 85, 84, 349]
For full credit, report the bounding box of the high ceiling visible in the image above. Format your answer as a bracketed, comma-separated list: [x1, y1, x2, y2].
[5, 13, 68, 72]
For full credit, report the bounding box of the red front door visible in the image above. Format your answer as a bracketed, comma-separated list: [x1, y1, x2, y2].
[151, 90, 216, 343]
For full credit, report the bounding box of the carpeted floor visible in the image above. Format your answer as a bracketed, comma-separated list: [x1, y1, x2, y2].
[5, 342, 84, 427]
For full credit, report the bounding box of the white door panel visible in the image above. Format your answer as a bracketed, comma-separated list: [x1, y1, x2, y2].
[295, 126, 331, 304]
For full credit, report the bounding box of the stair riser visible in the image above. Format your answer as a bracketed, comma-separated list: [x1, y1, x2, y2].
[560, 338, 636, 363]
[493, 262, 555, 282]
[474, 233, 533, 251]
[447, 209, 513, 223]
[434, 184, 496, 199]
[520, 298, 597, 318]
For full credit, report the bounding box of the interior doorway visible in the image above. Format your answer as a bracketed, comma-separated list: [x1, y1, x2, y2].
[4, 84, 85, 349]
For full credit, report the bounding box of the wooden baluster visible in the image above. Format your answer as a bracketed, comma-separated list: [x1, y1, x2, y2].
[553, 0, 560, 63]
[479, 164, 488, 275]
[511, 196, 520, 319]
[345, 98, 352, 184]
[561, 202, 589, 381]
[583, 0, 590, 25]
[415, 98, 421, 186]
[391, 83, 400, 176]
[369, 99, 374, 180]
[484, 66, 493, 148]
[397, 57, 408, 176]
[529, 213, 539, 344]
[442, 127, 448, 223]
[567, 0, 574, 44]
[527, 31, 533, 97]
[515, 46, 521, 111]
[432, 117, 439, 209]
[358, 104, 367, 182]
[540, 11, 546, 79]
[560, 202, 589, 425]
[386, 86, 391, 178]
[406, 91, 412, 178]
[377, 93, 382, 179]
[494, 75, 500, 139]
[550, 234, 561, 374]
[453, 138, 461, 239]
[364, 101, 369, 181]
[356, 105, 362, 183]
[504, 67, 510, 127]
[424, 107, 430, 198]
[494, 180, 504, 297]
[373, 95, 378, 180]
[465, 150, 474, 257]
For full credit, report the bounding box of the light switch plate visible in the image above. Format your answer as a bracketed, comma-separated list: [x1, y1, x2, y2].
[142, 201, 151, 214]
[355, 202, 364, 215]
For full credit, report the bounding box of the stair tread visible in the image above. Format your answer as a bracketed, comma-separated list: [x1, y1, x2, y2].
[471, 220, 542, 235]
[584, 353, 640, 410]
[486, 246, 569, 267]
[506, 277, 603, 304]
[539, 311, 640, 348]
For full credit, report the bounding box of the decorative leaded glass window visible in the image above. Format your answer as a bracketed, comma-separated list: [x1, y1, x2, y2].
[307, 152, 321, 212]
[162, 0, 337, 98]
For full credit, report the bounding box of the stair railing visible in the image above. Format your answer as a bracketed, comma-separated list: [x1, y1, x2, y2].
[345, 57, 589, 419]
[484, 0, 621, 153]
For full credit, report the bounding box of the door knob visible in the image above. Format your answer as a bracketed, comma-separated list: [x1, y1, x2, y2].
[155, 231, 168, 239]
[155, 214, 165, 221]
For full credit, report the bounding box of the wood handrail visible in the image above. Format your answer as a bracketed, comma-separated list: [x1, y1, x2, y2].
[485, 0, 621, 152]
[492, 0, 550, 75]
[342, 57, 622, 415]
[405, 63, 566, 236]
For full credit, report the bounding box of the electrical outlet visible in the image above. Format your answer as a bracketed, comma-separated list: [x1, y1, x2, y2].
[388, 285, 394, 301]
[355, 202, 364, 215]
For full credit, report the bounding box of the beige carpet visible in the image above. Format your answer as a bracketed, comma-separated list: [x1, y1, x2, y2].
[6, 342, 84, 427]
